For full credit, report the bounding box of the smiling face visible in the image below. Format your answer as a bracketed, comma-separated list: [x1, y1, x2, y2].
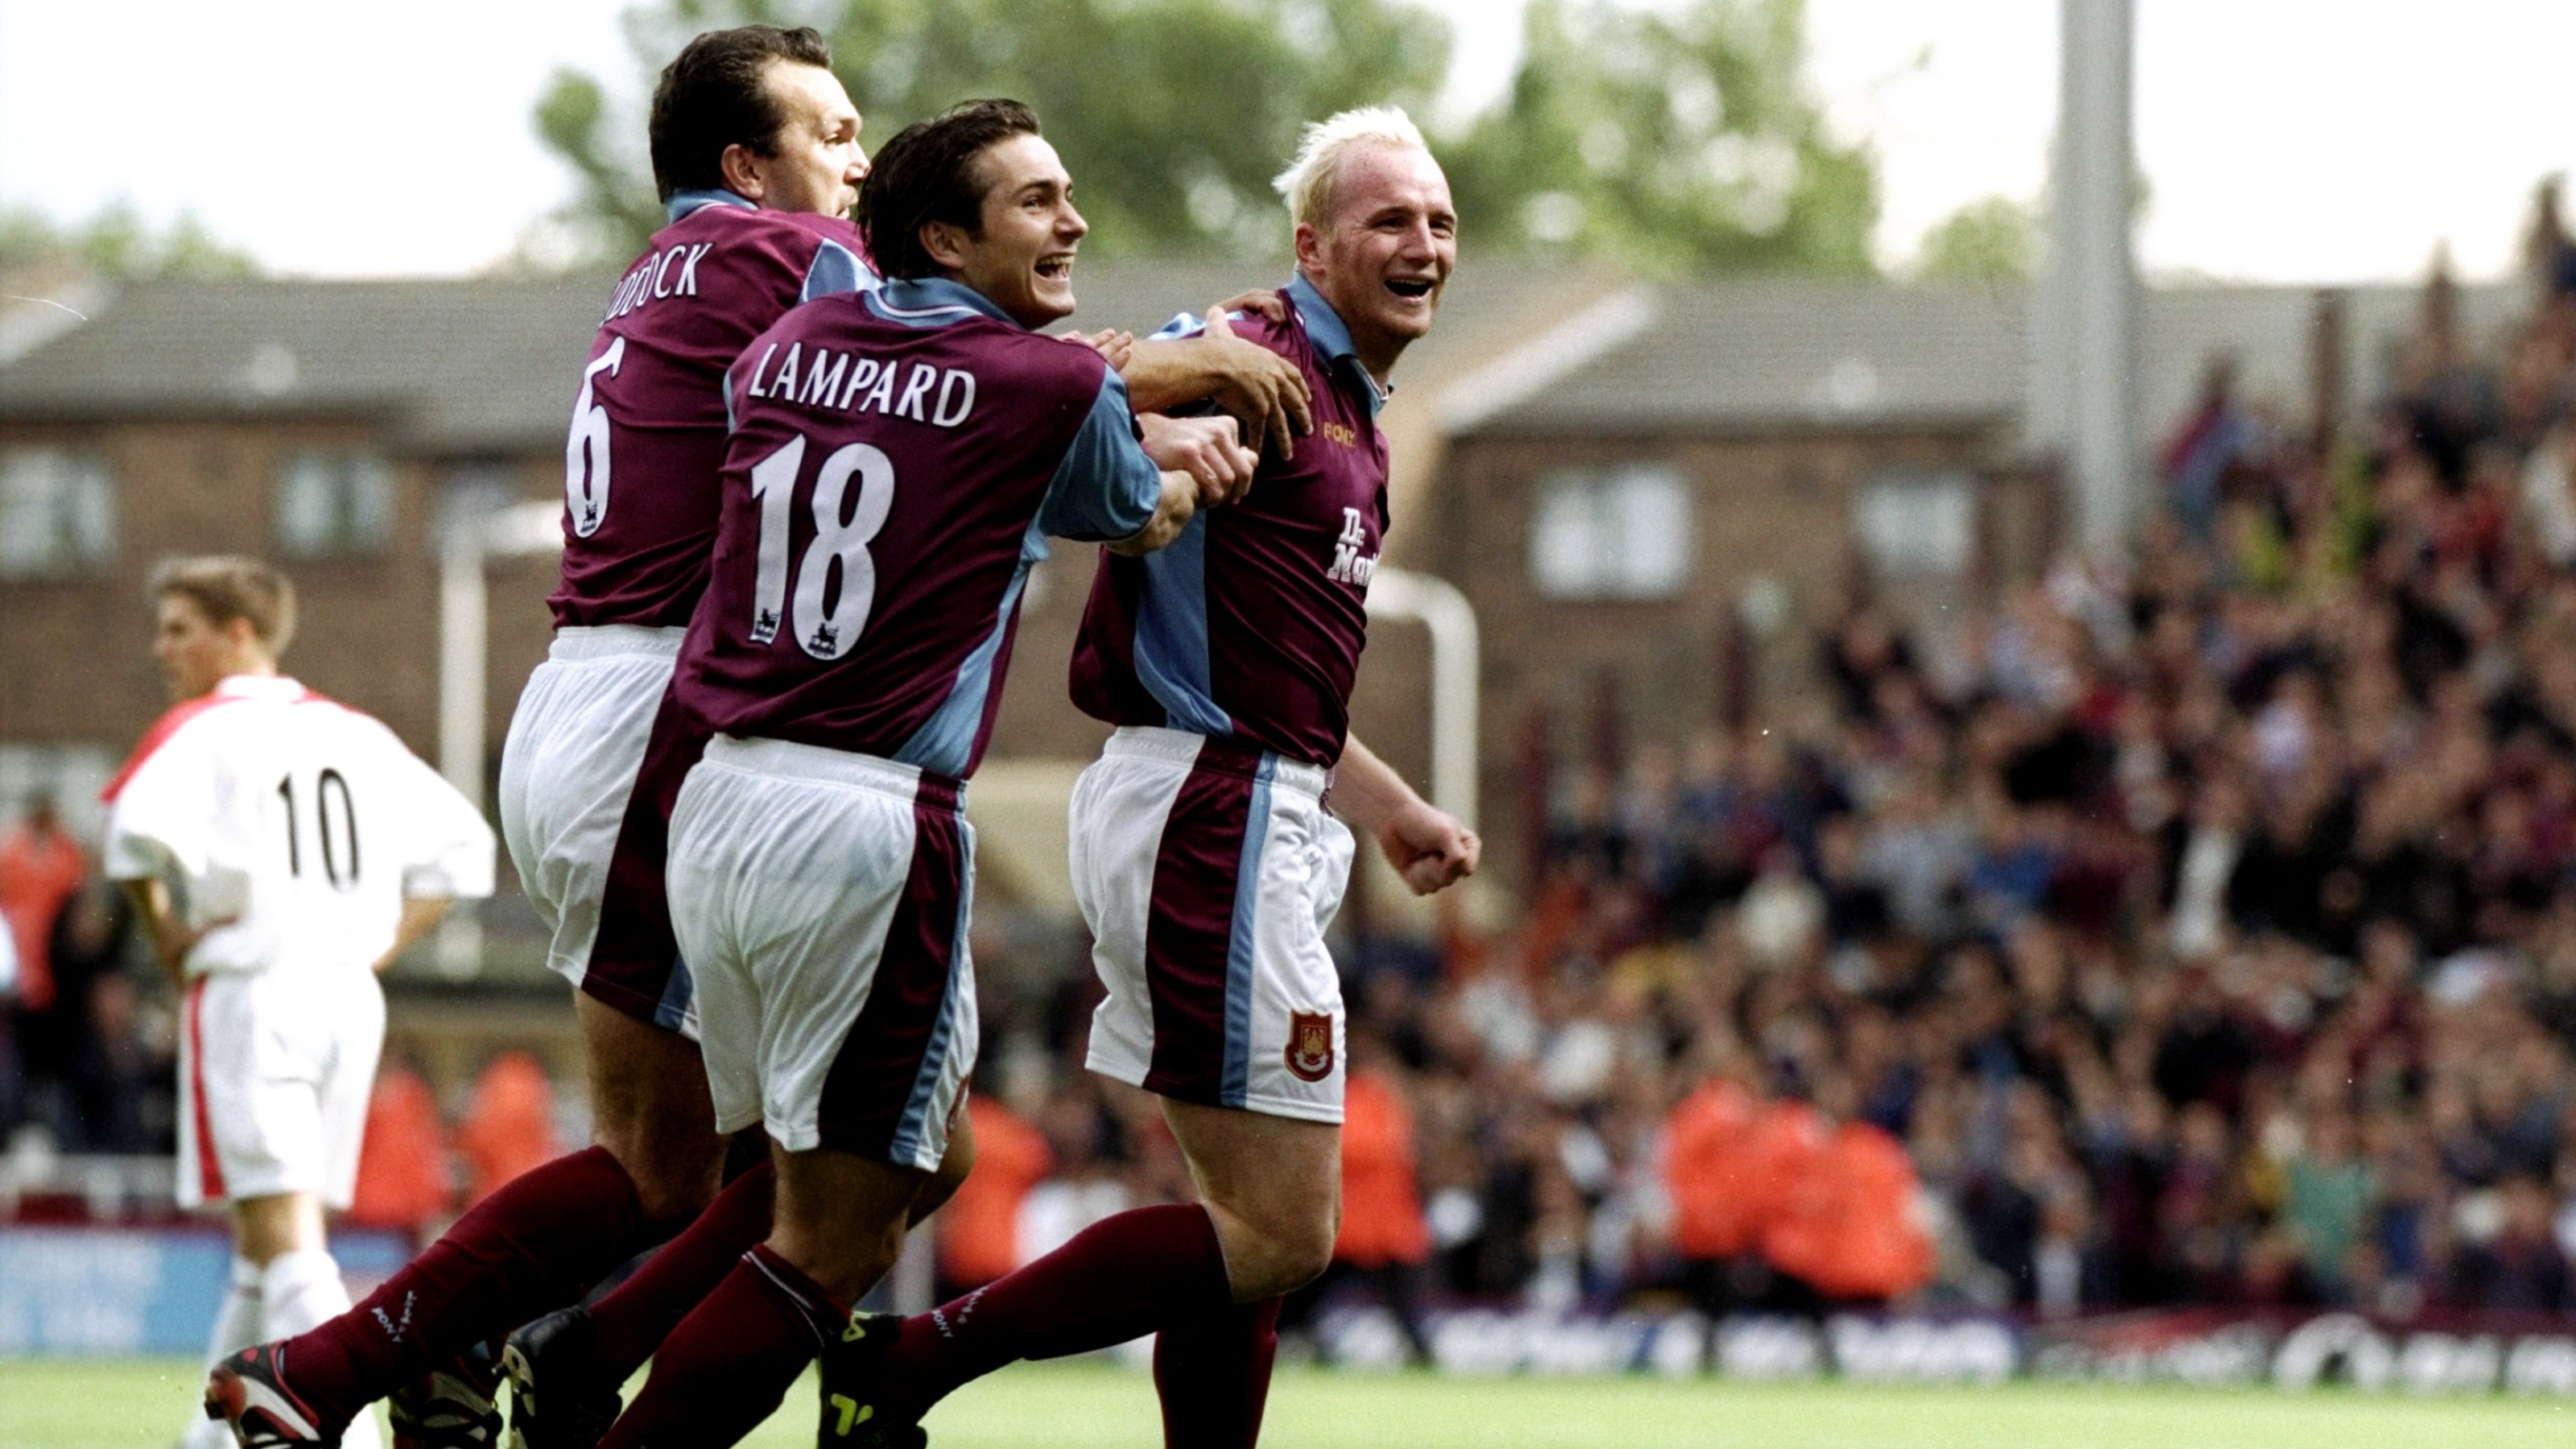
[1294, 142, 1456, 382]
[728, 60, 867, 217]
[927, 132, 1088, 329]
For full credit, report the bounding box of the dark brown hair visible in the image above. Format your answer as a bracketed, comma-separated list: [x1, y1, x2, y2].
[647, 26, 835, 203]
[150, 555, 296, 654]
[858, 99, 1042, 281]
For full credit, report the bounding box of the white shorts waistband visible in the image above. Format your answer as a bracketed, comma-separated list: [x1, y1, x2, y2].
[702, 734, 964, 807]
[1102, 726, 1330, 800]
[549, 625, 688, 663]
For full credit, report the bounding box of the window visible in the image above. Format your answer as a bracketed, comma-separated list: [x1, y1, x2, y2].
[0, 448, 114, 579]
[1855, 472, 1975, 578]
[276, 452, 394, 556]
[1530, 466, 1692, 600]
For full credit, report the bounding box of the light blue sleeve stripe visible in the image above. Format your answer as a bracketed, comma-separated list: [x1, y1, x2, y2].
[801, 238, 873, 302]
[1148, 312, 1208, 341]
[1037, 369, 1162, 543]
[1219, 756, 1277, 1108]
[1132, 514, 1230, 736]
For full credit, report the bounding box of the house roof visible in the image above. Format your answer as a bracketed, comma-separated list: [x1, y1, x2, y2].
[3, 259, 2518, 456]
[1441, 275, 2529, 442]
[0, 255, 1577, 456]
[0, 275, 614, 453]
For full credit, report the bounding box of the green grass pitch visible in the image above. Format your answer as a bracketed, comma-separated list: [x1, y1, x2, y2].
[4, 1358, 2570, 1448]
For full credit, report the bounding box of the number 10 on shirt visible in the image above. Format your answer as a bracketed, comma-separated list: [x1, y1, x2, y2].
[745, 431, 897, 662]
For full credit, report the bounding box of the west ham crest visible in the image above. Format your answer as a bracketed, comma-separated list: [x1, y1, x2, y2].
[1286, 1011, 1335, 1083]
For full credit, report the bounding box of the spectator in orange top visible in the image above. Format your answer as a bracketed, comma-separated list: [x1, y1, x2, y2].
[452, 1051, 559, 1206]
[348, 1057, 454, 1235]
[1661, 1046, 1768, 1316]
[936, 1092, 1054, 1298]
[1761, 1078, 1934, 1304]
[1, 795, 87, 1014]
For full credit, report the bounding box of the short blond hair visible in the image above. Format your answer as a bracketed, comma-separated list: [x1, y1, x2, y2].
[1272, 105, 1430, 228]
[150, 555, 296, 655]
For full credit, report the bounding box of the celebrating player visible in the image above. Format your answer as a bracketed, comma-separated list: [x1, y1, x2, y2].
[107, 558, 493, 1449]
[819, 105, 1476, 1448]
[209, 25, 887, 1447]
[585, 97, 1223, 1446]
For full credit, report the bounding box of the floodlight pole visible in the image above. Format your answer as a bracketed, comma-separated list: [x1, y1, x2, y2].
[1364, 568, 1480, 835]
[2033, 0, 2138, 554]
[435, 499, 564, 978]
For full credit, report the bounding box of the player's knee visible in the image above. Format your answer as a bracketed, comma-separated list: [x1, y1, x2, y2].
[601, 1129, 721, 1228]
[1232, 1203, 1335, 1299]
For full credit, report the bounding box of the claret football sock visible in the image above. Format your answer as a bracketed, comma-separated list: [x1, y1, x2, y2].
[279, 1145, 650, 1420]
[588, 1159, 778, 1379]
[1153, 1294, 1282, 1449]
[887, 1203, 1232, 1416]
[599, 1245, 847, 1449]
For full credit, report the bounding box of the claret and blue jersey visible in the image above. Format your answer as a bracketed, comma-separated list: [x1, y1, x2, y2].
[1070, 274, 1391, 768]
[549, 189, 877, 631]
[672, 276, 1166, 779]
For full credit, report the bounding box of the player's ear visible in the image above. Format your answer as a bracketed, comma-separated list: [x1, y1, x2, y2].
[919, 218, 972, 273]
[1292, 220, 1325, 275]
[718, 142, 766, 203]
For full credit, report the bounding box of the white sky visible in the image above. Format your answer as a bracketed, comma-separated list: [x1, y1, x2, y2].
[2, 1, 2568, 283]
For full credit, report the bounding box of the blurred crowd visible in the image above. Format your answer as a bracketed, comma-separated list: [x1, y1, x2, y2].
[0, 795, 172, 1161]
[942, 189, 2576, 1333]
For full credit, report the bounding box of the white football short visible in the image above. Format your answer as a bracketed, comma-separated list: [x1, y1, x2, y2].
[176, 968, 385, 1210]
[1076, 727, 1353, 1124]
[497, 625, 700, 1038]
[667, 735, 978, 1170]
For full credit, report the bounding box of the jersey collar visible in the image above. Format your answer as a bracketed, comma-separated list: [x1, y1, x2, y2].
[667, 188, 757, 223]
[866, 276, 1018, 329]
[214, 674, 304, 701]
[1286, 273, 1387, 417]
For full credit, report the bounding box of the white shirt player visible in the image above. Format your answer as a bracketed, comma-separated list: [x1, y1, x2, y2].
[104, 675, 496, 975]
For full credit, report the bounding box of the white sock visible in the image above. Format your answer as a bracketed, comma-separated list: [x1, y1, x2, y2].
[180, 1257, 266, 1449]
[258, 1249, 382, 1449]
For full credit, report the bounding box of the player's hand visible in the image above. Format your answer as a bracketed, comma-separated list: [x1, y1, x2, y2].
[1200, 306, 1311, 461]
[1376, 802, 1480, 896]
[1138, 413, 1258, 506]
[1067, 328, 1134, 371]
[1214, 288, 1289, 324]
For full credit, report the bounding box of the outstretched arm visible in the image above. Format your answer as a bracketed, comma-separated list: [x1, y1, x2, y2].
[1331, 736, 1480, 896]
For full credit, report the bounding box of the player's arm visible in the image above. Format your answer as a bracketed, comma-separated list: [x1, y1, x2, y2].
[121, 877, 217, 990]
[1106, 471, 1199, 556]
[374, 897, 453, 974]
[1331, 736, 1480, 896]
[1119, 306, 1312, 460]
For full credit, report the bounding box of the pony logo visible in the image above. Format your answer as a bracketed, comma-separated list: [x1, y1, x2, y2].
[1286, 1011, 1335, 1083]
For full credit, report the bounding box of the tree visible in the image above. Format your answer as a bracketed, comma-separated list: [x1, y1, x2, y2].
[1914, 194, 2036, 283]
[1439, 0, 1877, 275]
[538, 0, 1450, 262]
[537, 0, 1879, 276]
[0, 202, 256, 280]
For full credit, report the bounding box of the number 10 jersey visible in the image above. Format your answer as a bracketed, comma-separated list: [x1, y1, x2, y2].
[671, 277, 1164, 778]
[100, 675, 497, 978]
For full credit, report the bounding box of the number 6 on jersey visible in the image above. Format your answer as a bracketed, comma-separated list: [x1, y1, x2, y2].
[564, 336, 626, 537]
[745, 431, 898, 660]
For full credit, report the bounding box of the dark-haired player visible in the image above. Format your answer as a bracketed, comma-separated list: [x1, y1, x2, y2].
[209, 25, 888, 1447]
[819, 105, 1476, 1449]
[588, 96, 1224, 1447]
